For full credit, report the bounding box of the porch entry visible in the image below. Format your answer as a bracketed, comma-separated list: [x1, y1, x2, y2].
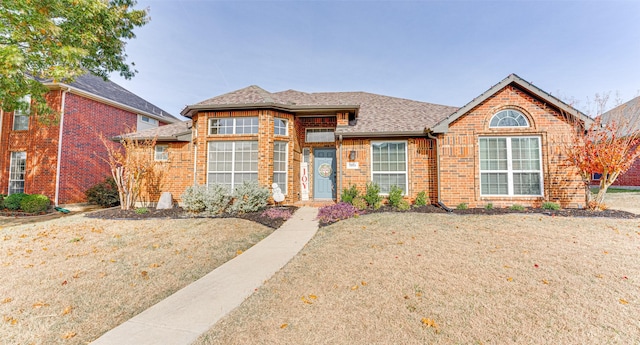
[313, 148, 336, 199]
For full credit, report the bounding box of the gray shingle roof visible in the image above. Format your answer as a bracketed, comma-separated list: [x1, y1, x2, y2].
[187, 86, 459, 136]
[602, 96, 640, 135]
[116, 120, 192, 141]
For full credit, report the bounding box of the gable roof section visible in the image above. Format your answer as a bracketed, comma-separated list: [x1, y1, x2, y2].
[601, 96, 640, 135]
[183, 86, 458, 137]
[43, 73, 179, 123]
[431, 74, 593, 133]
[116, 120, 192, 142]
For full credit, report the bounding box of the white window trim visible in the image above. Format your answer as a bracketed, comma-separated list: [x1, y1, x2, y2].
[140, 115, 158, 125]
[9, 151, 26, 195]
[479, 136, 544, 197]
[370, 140, 409, 195]
[274, 118, 288, 136]
[154, 145, 169, 161]
[273, 141, 288, 194]
[208, 117, 259, 135]
[206, 140, 258, 192]
[489, 109, 530, 128]
[305, 128, 335, 143]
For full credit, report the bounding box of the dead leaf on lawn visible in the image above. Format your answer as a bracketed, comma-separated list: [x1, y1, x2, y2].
[280, 323, 288, 329]
[2, 297, 12, 304]
[507, 277, 513, 282]
[3, 316, 18, 325]
[32, 302, 50, 308]
[619, 299, 629, 305]
[61, 332, 76, 339]
[62, 306, 73, 315]
[301, 296, 313, 304]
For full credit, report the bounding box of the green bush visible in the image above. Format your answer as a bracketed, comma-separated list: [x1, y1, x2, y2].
[387, 185, 404, 208]
[20, 194, 50, 213]
[509, 204, 525, 211]
[351, 196, 368, 210]
[456, 202, 468, 210]
[135, 207, 149, 214]
[3, 193, 28, 210]
[485, 203, 494, 210]
[85, 177, 120, 208]
[541, 201, 561, 210]
[397, 199, 411, 211]
[230, 181, 270, 213]
[414, 191, 429, 206]
[364, 181, 383, 210]
[340, 185, 360, 204]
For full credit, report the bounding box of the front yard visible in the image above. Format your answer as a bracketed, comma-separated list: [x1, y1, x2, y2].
[196, 212, 640, 344]
[0, 215, 274, 344]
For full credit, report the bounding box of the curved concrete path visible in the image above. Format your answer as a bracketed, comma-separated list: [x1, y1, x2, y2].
[91, 206, 319, 345]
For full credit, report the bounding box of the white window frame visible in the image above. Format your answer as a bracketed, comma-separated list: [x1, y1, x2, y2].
[9, 151, 26, 195]
[207, 141, 258, 193]
[273, 141, 288, 194]
[479, 136, 543, 197]
[489, 109, 529, 128]
[274, 118, 288, 136]
[140, 115, 158, 125]
[13, 95, 30, 131]
[208, 117, 259, 135]
[305, 128, 335, 143]
[154, 145, 169, 161]
[370, 140, 408, 195]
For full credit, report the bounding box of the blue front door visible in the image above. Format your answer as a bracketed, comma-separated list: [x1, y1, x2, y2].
[313, 148, 336, 199]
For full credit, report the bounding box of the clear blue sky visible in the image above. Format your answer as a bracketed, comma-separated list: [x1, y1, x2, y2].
[109, 0, 640, 118]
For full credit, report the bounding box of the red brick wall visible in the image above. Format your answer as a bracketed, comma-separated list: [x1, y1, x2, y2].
[606, 158, 640, 186]
[438, 84, 585, 208]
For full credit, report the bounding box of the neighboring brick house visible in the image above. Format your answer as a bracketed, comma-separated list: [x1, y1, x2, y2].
[133, 74, 593, 208]
[0, 73, 179, 205]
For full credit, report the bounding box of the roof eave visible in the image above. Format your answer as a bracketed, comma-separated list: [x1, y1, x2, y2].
[337, 130, 427, 138]
[181, 103, 359, 117]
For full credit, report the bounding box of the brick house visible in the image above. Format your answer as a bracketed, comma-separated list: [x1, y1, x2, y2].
[133, 74, 593, 208]
[0, 73, 179, 205]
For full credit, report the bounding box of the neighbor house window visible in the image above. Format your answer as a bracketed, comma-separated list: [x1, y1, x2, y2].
[9, 151, 26, 194]
[273, 141, 287, 193]
[274, 118, 288, 136]
[154, 145, 168, 161]
[479, 137, 542, 196]
[305, 128, 335, 143]
[207, 141, 258, 193]
[371, 141, 407, 194]
[209, 117, 258, 135]
[13, 95, 30, 131]
[489, 109, 529, 128]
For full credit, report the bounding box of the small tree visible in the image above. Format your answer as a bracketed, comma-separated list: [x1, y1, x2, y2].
[100, 134, 159, 210]
[563, 94, 640, 209]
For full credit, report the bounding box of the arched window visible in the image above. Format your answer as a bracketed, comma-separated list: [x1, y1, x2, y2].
[489, 109, 529, 128]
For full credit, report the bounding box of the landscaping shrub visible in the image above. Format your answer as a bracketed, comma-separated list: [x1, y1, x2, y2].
[340, 185, 360, 204]
[181, 185, 208, 213]
[203, 183, 232, 215]
[3, 193, 28, 210]
[485, 203, 494, 210]
[261, 208, 293, 220]
[364, 181, 383, 210]
[509, 204, 525, 211]
[387, 185, 404, 208]
[351, 196, 368, 210]
[316, 202, 360, 224]
[542, 201, 561, 210]
[85, 177, 120, 208]
[456, 202, 468, 210]
[230, 181, 270, 213]
[397, 199, 411, 211]
[20, 194, 50, 213]
[135, 207, 149, 214]
[414, 191, 429, 206]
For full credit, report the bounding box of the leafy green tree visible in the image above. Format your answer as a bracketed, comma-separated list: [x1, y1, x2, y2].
[0, 0, 149, 116]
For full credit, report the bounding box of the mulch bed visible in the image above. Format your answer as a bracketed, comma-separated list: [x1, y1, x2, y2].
[85, 206, 299, 229]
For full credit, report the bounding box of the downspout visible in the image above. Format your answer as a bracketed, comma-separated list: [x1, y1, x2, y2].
[338, 134, 343, 201]
[54, 88, 68, 206]
[426, 131, 452, 212]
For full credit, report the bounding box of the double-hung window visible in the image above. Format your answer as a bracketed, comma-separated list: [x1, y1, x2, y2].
[273, 142, 287, 193]
[13, 95, 30, 131]
[209, 117, 258, 135]
[154, 145, 168, 161]
[9, 151, 26, 194]
[479, 137, 542, 196]
[371, 141, 408, 194]
[207, 141, 258, 193]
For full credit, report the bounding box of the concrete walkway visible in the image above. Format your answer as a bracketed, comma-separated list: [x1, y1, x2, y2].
[91, 206, 319, 345]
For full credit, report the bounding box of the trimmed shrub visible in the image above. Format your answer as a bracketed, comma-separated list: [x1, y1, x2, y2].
[397, 199, 411, 211]
[509, 204, 525, 211]
[541, 201, 561, 210]
[230, 181, 270, 213]
[414, 191, 429, 206]
[181, 185, 208, 213]
[485, 203, 494, 210]
[203, 183, 232, 215]
[316, 202, 359, 224]
[3, 193, 27, 210]
[261, 208, 293, 220]
[456, 202, 468, 210]
[387, 185, 404, 208]
[351, 196, 368, 210]
[364, 181, 383, 210]
[340, 185, 360, 204]
[85, 177, 120, 208]
[20, 194, 50, 213]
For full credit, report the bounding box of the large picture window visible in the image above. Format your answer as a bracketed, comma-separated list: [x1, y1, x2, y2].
[371, 141, 407, 194]
[9, 151, 26, 194]
[209, 117, 258, 135]
[273, 141, 287, 193]
[207, 141, 258, 193]
[479, 137, 542, 196]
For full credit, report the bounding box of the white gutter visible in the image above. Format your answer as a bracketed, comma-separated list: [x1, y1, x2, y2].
[54, 88, 68, 206]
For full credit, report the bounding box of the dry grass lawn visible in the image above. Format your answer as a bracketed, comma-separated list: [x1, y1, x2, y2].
[0, 214, 273, 344]
[196, 212, 640, 344]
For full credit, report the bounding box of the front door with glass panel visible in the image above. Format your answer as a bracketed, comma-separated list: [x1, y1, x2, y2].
[313, 148, 336, 199]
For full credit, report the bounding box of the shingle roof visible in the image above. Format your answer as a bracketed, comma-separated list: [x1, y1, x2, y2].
[116, 120, 192, 141]
[187, 86, 459, 136]
[602, 96, 640, 135]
